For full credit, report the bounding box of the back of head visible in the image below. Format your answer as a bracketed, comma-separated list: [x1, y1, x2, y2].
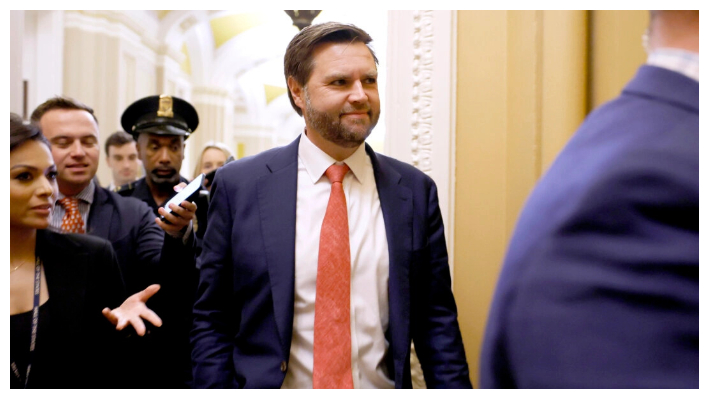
[284, 22, 378, 116]
[30, 96, 99, 125]
[647, 10, 699, 53]
[11, 112, 49, 152]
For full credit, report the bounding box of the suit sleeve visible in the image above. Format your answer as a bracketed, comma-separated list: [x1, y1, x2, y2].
[411, 179, 472, 388]
[191, 170, 239, 388]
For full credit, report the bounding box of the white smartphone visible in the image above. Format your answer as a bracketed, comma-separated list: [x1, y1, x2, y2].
[159, 174, 204, 223]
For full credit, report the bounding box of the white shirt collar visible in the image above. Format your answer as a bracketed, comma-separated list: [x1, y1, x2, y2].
[57, 179, 95, 204]
[298, 130, 368, 184]
[647, 48, 699, 82]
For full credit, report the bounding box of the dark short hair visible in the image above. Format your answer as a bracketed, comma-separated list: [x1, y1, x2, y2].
[30, 96, 99, 125]
[11, 112, 50, 152]
[284, 22, 378, 116]
[104, 130, 135, 156]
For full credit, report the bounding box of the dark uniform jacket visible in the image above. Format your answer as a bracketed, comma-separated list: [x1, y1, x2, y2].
[116, 177, 202, 388]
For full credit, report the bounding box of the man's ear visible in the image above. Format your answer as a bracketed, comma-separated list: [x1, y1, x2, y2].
[288, 76, 306, 111]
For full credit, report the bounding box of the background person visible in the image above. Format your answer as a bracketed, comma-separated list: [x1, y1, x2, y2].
[30, 97, 197, 388]
[104, 130, 141, 191]
[10, 113, 161, 389]
[118, 94, 205, 387]
[193, 141, 234, 191]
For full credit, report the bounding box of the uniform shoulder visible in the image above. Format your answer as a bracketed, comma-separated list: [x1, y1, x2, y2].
[115, 181, 136, 197]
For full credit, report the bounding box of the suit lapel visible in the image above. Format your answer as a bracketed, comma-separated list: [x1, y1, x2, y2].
[258, 136, 300, 356]
[87, 186, 113, 240]
[366, 145, 413, 381]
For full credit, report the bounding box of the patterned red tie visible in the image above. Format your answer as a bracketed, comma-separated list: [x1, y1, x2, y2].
[58, 197, 85, 234]
[313, 163, 353, 389]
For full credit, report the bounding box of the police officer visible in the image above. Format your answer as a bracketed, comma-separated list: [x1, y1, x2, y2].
[119, 94, 204, 388]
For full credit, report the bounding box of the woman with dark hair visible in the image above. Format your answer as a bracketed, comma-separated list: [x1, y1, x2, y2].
[10, 112, 161, 388]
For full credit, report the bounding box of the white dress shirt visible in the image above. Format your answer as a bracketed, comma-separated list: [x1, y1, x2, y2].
[282, 132, 394, 389]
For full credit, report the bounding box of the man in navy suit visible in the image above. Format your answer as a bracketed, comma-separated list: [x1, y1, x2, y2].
[480, 10, 698, 388]
[191, 22, 471, 389]
[31, 97, 198, 388]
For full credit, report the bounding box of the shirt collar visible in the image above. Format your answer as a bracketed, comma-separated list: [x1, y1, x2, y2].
[298, 130, 368, 184]
[647, 48, 699, 82]
[57, 179, 95, 205]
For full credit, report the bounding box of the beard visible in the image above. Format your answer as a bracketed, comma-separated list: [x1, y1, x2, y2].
[304, 89, 380, 148]
[148, 168, 180, 190]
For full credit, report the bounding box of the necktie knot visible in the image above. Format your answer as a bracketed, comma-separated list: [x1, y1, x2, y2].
[58, 197, 85, 234]
[58, 197, 79, 209]
[325, 163, 350, 184]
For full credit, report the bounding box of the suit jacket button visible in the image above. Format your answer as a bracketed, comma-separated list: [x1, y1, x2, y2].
[280, 361, 287, 372]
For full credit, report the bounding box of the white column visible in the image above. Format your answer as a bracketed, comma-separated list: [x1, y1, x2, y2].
[62, 11, 161, 185]
[10, 10, 24, 116]
[385, 10, 458, 389]
[385, 10, 457, 279]
[34, 11, 65, 110]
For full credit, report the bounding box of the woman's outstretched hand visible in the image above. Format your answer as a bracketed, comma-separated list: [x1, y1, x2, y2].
[102, 284, 162, 336]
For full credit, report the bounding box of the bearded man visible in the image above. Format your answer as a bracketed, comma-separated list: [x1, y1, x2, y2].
[191, 22, 471, 389]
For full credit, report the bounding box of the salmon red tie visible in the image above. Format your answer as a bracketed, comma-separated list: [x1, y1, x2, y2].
[313, 163, 353, 389]
[59, 197, 85, 234]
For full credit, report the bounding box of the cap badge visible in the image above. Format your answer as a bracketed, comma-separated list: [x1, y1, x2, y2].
[157, 94, 174, 118]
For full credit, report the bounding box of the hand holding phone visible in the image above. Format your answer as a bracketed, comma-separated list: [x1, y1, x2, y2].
[159, 174, 204, 224]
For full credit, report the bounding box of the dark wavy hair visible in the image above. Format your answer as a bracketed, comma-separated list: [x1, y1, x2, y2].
[11, 112, 50, 152]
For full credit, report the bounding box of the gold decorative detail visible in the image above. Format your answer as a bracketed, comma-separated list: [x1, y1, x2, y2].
[157, 95, 174, 118]
[264, 85, 288, 105]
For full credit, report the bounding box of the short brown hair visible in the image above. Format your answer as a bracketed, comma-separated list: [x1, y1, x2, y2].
[104, 130, 135, 156]
[30, 96, 99, 125]
[284, 22, 378, 116]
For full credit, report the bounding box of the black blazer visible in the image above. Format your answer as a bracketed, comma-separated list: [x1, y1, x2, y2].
[24, 230, 128, 388]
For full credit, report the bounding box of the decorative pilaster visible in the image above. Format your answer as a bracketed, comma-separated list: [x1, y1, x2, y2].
[385, 10, 457, 390]
[411, 11, 434, 174]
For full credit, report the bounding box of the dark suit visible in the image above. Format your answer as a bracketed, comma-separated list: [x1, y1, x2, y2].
[480, 65, 699, 388]
[191, 136, 471, 388]
[89, 184, 196, 387]
[22, 230, 127, 388]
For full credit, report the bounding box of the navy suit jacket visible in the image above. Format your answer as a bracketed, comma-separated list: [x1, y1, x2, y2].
[88, 185, 165, 293]
[88, 184, 197, 387]
[480, 65, 699, 388]
[191, 136, 471, 388]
